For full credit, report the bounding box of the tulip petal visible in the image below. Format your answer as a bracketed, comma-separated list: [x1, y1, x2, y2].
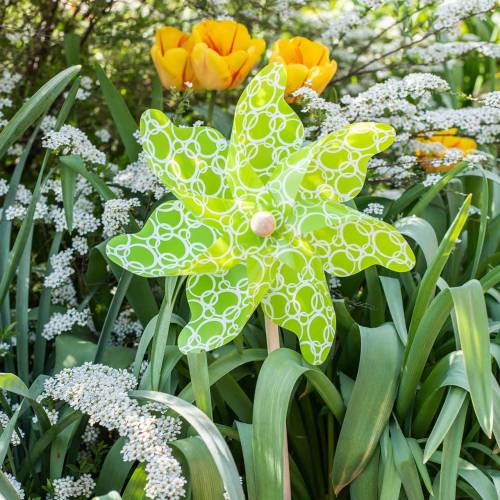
[191, 43, 232, 90]
[290, 200, 416, 276]
[284, 64, 309, 96]
[262, 238, 336, 365]
[300, 122, 396, 202]
[140, 108, 230, 199]
[151, 46, 190, 90]
[106, 200, 220, 277]
[227, 63, 304, 201]
[308, 62, 336, 95]
[230, 40, 266, 88]
[178, 256, 273, 353]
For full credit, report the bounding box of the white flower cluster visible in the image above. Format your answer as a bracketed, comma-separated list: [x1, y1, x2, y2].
[51, 474, 95, 500]
[44, 249, 75, 289]
[408, 41, 500, 64]
[112, 309, 143, 345]
[51, 283, 78, 307]
[479, 91, 500, 108]
[40, 363, 186, 499]
[3, 472, 25, 499]
[434, 0, 495, 30]
[421, 106, 500, 144]
[321, 11, 362, 42]
[102, 198, 140, 238]
[42, 308, 91, 341]
[423, 173, 442, 187]
[0, 69, 22, 94]
[363, 202, 385, 216]
[113, 152, 169, 200]
[42, 124, 106, 165]
[340, 73, 450, 122]
[0, 411, 23, 445]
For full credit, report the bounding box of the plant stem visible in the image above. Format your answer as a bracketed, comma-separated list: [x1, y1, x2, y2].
[264, 316, 292, 500]
[207, 90, 216, 127]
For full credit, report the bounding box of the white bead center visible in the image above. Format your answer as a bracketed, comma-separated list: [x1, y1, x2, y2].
[250, 211, 276, 237]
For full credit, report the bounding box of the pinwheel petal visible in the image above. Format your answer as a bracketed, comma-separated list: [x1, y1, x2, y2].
[300, 122, 395, 202]
[292, 201, 415, 276]
[262, 239, 336, 365]
[178, 257, 274, 353]
[140, 109, 230, 198]
[226, 63, 304, 200]
[106, 200, 220, 277]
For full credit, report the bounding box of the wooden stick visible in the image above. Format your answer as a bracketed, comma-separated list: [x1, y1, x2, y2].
[264, 317, 292, 500]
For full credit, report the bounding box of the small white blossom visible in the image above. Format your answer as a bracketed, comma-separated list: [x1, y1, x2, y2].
[44, 249, 74, 289]
[0, 411, 24, 445]
[40, 363, 185, 499]
[42, 308, 91, 341]
[363, 202, 385, 216]
[423, 173, 442, 187]
[42, 125, 106, 165]
[51, 474, 95, 500]
[102, 198, 140, 238]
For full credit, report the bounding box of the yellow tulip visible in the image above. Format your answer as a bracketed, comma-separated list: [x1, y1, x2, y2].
[151, 27, 197, 90]
[269, 37, 337, 101]
[190, 20, 266, 90]
[415, 128, 477, 172]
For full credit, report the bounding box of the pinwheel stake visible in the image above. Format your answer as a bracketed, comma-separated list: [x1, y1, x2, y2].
[107, 63, 415, 498]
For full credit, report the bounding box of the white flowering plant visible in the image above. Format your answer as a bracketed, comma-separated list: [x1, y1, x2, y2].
[0, 1, 498, 499]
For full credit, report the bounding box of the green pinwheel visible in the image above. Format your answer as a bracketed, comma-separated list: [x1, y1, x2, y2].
[106, 63, 415, 365]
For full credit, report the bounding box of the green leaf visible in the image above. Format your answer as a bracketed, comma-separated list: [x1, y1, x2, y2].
[172, 436, 225, 499]
[349, 447, 379, 500]
[122, 465, 147, 500]
[235, 422, 256, 500]
[132, 390, 245, 500]
[54, 335, 135, 372]
[0, 65, 80, 159]
[332, 324, 402, 493]
[469, 173, 489, 278]
[95, 64, 140, 162]
[60, 158, 77, 232]
[407, 194, 471, 347]
[380, 276, 408, 344]
[390, 420, 424, 500]
[423, 387, 467, 463]
[410, 162, 469, 217]
[379, 427, 402, 500]
[437, 399, 469, 500]
[450, 280, 493, 436]
[0, 406, 21, 466]
[187, 351, 213, 418]
[407, 439, 434, 496]
[0, 470, 21, 500]
[252, 348, 344, 499]
[95, 438, 133, 496]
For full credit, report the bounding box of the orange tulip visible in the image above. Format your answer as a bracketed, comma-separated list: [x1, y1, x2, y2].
[269, 37, 337, 101]
[151, 27, 197, 90]
[415, 128, 477, 172]
[190, 20, 266, 90]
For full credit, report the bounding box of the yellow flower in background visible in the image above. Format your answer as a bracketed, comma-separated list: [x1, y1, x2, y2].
[415, 128, 477, 172]
[190, 20, 266, 90]
[151, 27, 197, 90]
[269, 36, 337, 101]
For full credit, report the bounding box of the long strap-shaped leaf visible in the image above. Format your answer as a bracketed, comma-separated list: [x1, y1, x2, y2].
[332, 323, 402, 494]
[252, 348, 345, 500]
[0, 65, 80, 159]
[131, 390, 245, 500]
